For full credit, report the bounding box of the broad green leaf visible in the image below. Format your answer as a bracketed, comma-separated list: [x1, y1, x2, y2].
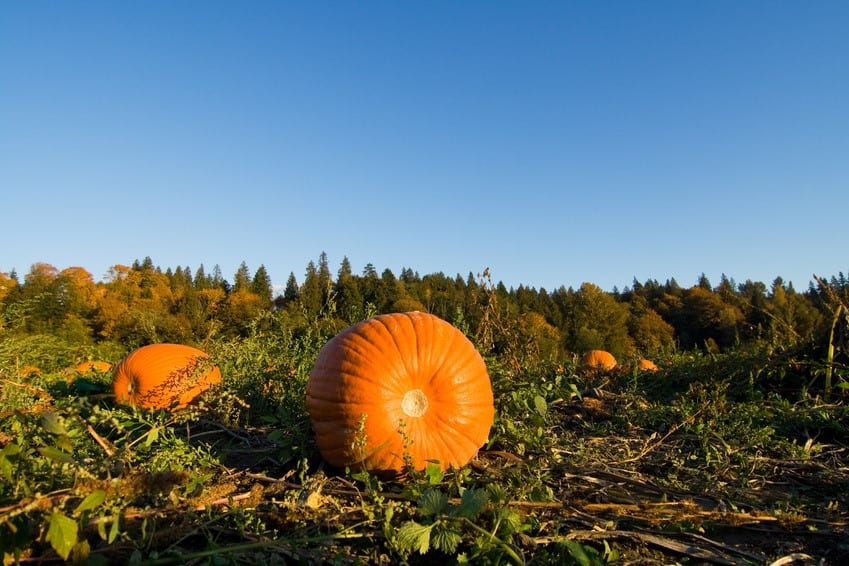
[267, 429, 284, 441]
[0, 457, 12, 483]
[0, 443, 21, 457]
[454, 488, 488, 519]
[396, 521, 433, 555]
[0, 444, 20, 482]
[75, 490, 107, 513]
[418, 488, 448, 516]
[431, 525, 461, 554]
[46, 511, 78, 560]
[144, 427, 160, 448]
[533, 395, 547, 417]
[495, 507, 523, 535]
[40, 413, 67, 436]
[559, 539, 596, 566]
[425, 463, 444, 485]
[55, 434, 74, 453]
[37, 446, 75, 464]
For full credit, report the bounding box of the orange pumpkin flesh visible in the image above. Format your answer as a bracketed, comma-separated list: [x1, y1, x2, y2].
[306, 312, 494, 476]
[112, 344, 221, 410]
[580, 350, 617, 371]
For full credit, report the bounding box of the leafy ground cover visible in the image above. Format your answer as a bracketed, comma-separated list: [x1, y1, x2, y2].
[1, 314, 847, 565]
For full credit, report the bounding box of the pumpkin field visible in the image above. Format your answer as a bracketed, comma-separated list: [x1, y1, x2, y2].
[1, 259, 848, 564]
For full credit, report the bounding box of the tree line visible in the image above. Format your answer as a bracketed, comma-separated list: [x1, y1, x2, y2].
[1, 252, 847, 364]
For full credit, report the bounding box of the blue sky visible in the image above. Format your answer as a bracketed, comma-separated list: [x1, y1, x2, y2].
[2, 1, 847, 293]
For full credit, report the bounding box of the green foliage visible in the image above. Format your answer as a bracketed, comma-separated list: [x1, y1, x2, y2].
[392, 487, 526, 564]
[2, 260, 849, 563]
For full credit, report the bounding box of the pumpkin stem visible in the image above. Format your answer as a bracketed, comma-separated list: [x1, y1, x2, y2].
[401, 389, 429, 417]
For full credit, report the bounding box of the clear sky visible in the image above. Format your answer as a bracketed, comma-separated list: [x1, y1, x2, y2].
[2, 1, 847, 293]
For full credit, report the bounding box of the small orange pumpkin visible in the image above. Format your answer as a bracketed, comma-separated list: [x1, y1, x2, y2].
[112, 344, 221, 410]
[76, 361, 113, 374]
[18, 365, 42, 377]
[306, 311, 494, 475]
[580, 350, 617, 371]
[637, 358, 659, 372]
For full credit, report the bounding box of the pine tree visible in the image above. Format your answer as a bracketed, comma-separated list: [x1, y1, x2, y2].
[338, 256, 353, 280]
[212, 265, 229, 292]
[284, 272, 299, 302]
[251, 264, 273, 306]
[335, 257, 362, 321]
[194, 264, 208, 289]
[234, 261, 251, 292]
[300, 261, 323, 316]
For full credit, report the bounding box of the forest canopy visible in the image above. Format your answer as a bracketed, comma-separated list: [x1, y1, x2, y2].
[1, 253, 846, 366]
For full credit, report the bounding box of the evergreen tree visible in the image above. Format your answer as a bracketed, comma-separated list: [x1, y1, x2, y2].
[337, 256, 353, 280]
[251, 264, 274, 306]
[317, 252, 333, 307]
[284, 272, 299, 301]
[212, 265, 225, 287]
[194, 264, 208, 289]
[234, 261, 251, 292]
[300, 261, 323, 316]
[335, 257, 363, 321]
[379, 268, 401, 312]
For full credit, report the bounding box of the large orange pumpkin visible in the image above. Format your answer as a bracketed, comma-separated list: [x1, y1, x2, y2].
[112, 344, 221, 410]
[580, 350, 617, 371]
[306, 311, 494, 475]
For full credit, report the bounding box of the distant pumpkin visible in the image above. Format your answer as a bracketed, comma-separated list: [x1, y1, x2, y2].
[638, 358, 659, 372]
[76, 361, 113, 374]
[306, 311, 494, 476]
[580, 350, 617, 371]
[112, 344, 221, 410]
[18, 365, 42, 377]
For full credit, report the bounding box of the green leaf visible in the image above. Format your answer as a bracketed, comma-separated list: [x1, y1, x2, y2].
[432, 524, 461, 554]
[533, 394, 547, 417]
[454, 488, 488, 519]
[41, 412, 67, 436]
[108, 514, 121, 544]
[395, 521, 433, 555]
[144, 427, 160, 448]
[495, 507, 523, 535]
[46, 511, 78, 560]
[0, 443, 21, 457]
[418, 488, 448, 517]
[267, 429, 284, 442]
[0, 443, 21, 482]
[559, 539, 598, 566]
[55, 434, 74, 453]
[37, 446, 75, 464]
[425, 462, 444, 485]
[75, 490, 107, 514]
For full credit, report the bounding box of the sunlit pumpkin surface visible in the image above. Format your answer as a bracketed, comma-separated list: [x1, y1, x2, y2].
[112, 343, 221, 410]
[580, 349, 617, 371]
[307, 311, 494, 475]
